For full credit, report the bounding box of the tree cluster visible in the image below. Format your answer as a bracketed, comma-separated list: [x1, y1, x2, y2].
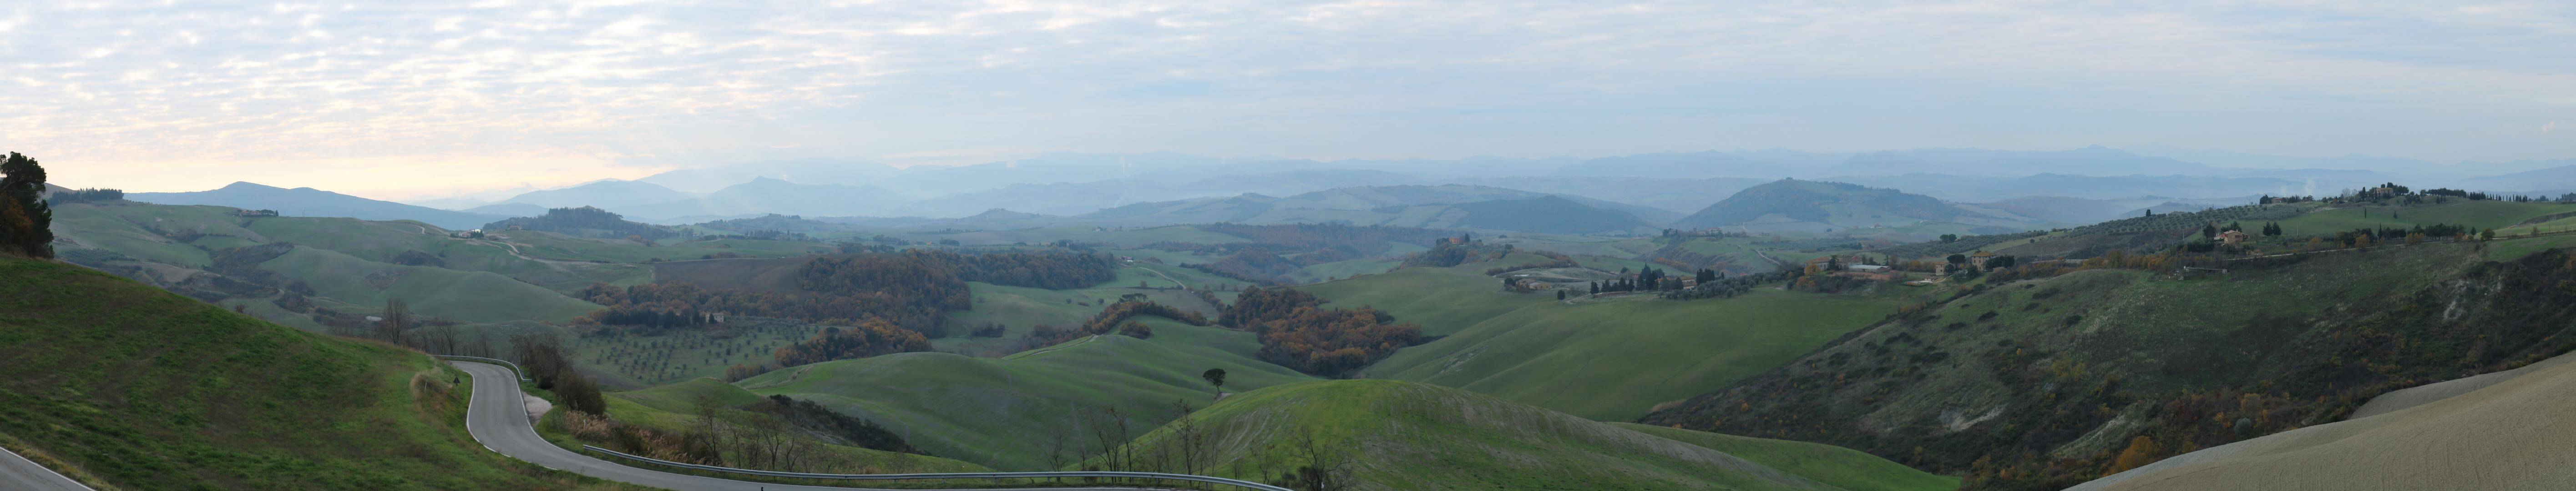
[1086, 301, 1213, 333]
[1251, 306, 1425, 378]
[896, 249, 1118, 289]
[516, 334, 607, 415]
[749, 395, 916, 454]
[45, 187, 122, 204]
[1661, 269, 1800, 301]
[483, 206, 679, 239]
[578, 253, 968, 335]
[1592, 267, 1683, 294]
[0, 152, 54, 259]
[770, 320, 933, 367]
[1219, 286, 1325, 328]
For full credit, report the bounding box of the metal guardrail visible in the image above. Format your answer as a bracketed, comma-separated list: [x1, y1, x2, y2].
[435, 355, 532, 381]
[581, 445, 1295, 491]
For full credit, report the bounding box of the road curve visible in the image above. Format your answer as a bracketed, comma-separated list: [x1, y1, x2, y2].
[0, 446, 91, 491]
[451, 361, 1136, 491]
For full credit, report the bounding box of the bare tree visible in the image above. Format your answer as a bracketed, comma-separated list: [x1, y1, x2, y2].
[378, 299, 411, 346]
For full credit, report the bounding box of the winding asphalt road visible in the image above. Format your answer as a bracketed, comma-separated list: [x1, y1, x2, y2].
[0, 447, 90, 491]
[451, 361, 1138, 491]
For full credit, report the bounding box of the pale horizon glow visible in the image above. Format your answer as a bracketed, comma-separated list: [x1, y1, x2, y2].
[2, 1, 2572, 200]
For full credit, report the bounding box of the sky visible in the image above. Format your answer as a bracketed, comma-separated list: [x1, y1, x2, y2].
[2, 0, 2573, 199]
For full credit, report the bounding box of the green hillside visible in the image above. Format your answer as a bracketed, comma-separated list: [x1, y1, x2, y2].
[1612, 423, 1962, 491]
[595, 379, 990, 474]
[1367, 288, 1906, 420]
[1443, 195, 1654, 233]
[261, 246, 601, 322]
[1103, 379, 1951, 491]
[1673, 179, 2009, 230]
[1644, 242, 2576, 489]
[1292, 253, 1564, 336]
[2269, 199, 2572, 237]
[0, 255, 607, 490]
[739, 318, 1318, 469]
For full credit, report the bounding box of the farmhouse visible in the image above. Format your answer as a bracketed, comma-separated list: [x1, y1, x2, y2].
[2218, 230, 2250, 245]
[1968, 251, 1997, 268]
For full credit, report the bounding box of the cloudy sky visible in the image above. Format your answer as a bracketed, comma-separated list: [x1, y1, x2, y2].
[3, 0, 2572, 199]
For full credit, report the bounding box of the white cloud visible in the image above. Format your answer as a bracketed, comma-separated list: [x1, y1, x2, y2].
[0, 0, 2571, 195]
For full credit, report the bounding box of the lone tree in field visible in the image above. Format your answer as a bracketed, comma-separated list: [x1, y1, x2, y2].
[1201, 368, 1227, 396]
[0, 152, 53, 259]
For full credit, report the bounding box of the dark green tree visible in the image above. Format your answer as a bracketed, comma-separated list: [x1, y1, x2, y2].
[1201, 368, 1226, 395]
[0, 152, 53, 259]
[2201, 223, 2219, 239]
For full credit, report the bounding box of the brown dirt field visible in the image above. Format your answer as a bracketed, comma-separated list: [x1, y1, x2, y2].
[2075, 354, 2576, 491]
[649, 256, 818, 294]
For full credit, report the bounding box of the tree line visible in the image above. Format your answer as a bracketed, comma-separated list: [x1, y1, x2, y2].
[1224, 286, 1425, 378]
[770, 320, 934, 367]
[894, 249, 1118, 289]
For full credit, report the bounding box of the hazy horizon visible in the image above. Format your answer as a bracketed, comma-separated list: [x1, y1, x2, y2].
[6, 1, 2573, 198]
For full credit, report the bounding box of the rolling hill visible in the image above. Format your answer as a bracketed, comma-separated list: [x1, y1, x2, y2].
[1641, 243, 2576, 489]
[1364, 288, 1907, 421]
[495, 179, 693, 211]
[1670, 179, 2036, 233]
[126, 182, 506, 230]
[622, 177, 910, 220]
[1832, 145, 2227, 177]
[1078, 185, 1666, 232]
[2070, 351, 2576, 491]
[0, 255, 598, 489]
[736, 318, 1320, 470]
[1100, 379, 1957, 491]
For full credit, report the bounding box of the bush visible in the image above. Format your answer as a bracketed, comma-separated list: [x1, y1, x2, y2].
[1117, 321, 1153, 339]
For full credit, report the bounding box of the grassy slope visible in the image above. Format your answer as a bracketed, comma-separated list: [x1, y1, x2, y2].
[2271, 200, 2571, 237]
[1292, 254, 1564, 336]
[261, 246, 601, 322]
[935, 265, 1238, 352]
[1613, 423, 1960, 491]
[741, 318, 1317, 470]
[1367, 289, 1906, 421]
[51, 201, 653, 295]
[599, 379, 990, 473]
[0, 256, 609, 490]
[1108, 379, 1892, 491]
[1641, 242, 2521, 482]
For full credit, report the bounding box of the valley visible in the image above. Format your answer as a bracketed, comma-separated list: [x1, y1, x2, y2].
[19, 149, 2576, 491]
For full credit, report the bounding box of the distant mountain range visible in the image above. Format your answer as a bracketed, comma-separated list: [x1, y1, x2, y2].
[127, 182, 506, 230]
[122, 145, 2576, 235]
[1670, 179, 2042, 233]
[1078, 185, 1668, 233]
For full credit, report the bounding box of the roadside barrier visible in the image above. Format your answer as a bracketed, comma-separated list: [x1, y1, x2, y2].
[580, 445, 1295, 491]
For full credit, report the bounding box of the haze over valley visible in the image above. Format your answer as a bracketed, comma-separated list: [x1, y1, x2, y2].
[5, 1, 2575, 491]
